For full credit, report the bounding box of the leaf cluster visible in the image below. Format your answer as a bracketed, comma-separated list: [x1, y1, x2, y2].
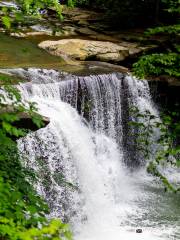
[0, 0, 64, 31]
[129, 106, 180, 192]
[133, 0, 180, 79]
[133, 53, 180, 79]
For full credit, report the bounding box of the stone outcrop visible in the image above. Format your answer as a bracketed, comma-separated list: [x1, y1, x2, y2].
[39, 39, 130, 63]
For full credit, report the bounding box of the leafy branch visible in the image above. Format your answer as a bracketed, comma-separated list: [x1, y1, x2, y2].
[129, 106, 180, 192]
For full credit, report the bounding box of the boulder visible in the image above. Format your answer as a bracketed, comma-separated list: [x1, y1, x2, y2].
[39, 39, 129, 63]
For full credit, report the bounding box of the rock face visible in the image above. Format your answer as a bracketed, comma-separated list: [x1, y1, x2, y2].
[39, 39, 129, 63]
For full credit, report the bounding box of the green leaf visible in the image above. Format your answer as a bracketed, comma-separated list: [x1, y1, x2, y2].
[2, 16, 11, 30]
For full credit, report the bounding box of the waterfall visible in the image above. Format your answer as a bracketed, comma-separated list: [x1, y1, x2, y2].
[5, 67, 177, 240]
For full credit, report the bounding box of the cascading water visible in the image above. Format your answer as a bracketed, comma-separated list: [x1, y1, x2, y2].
[5, 68, 180, 240]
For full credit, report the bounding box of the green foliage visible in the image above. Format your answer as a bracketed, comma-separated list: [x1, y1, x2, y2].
[1, 16, 12, 30]
[67, 0, 76, 7]
[0, 177, 72, 239]
[145, 24, 180, 36]
[0, 0, 64, 31]
[0, 73, 25, 85]
[162, 0, 180, 13]
[133, 53, 180, 78]
[133, 0, 180, 79]
[0, 80, 72, 239]
[17, 0, 63, 17]
[129, 106, 180, 192]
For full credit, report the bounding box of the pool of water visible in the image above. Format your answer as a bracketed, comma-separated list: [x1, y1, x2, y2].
[74, 167, 180, 240]
[0, 33, 66, 69]
[118, 169, 180, 239]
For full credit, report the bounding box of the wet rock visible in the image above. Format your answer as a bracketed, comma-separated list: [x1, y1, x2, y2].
[85, 61, 129, 73]
[30, 24, 52, 34]
[149, 75, 180, 87]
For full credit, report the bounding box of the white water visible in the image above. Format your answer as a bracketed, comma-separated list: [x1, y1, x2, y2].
[13, 68, 180, 240]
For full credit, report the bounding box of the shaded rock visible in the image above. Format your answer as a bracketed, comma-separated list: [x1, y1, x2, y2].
[149, 79, 180, 112]
[90, 34, 119, 42]
[62, 6, 103, 22]
[75, 27, 98, 36]
[61, 25, 77, 35]
[55, 29, 78, 37]
[77, 20, 89, 26]
[136, 229, 142, 233]
[148, 75, 180, 87]
[39, 39, 129, 63]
